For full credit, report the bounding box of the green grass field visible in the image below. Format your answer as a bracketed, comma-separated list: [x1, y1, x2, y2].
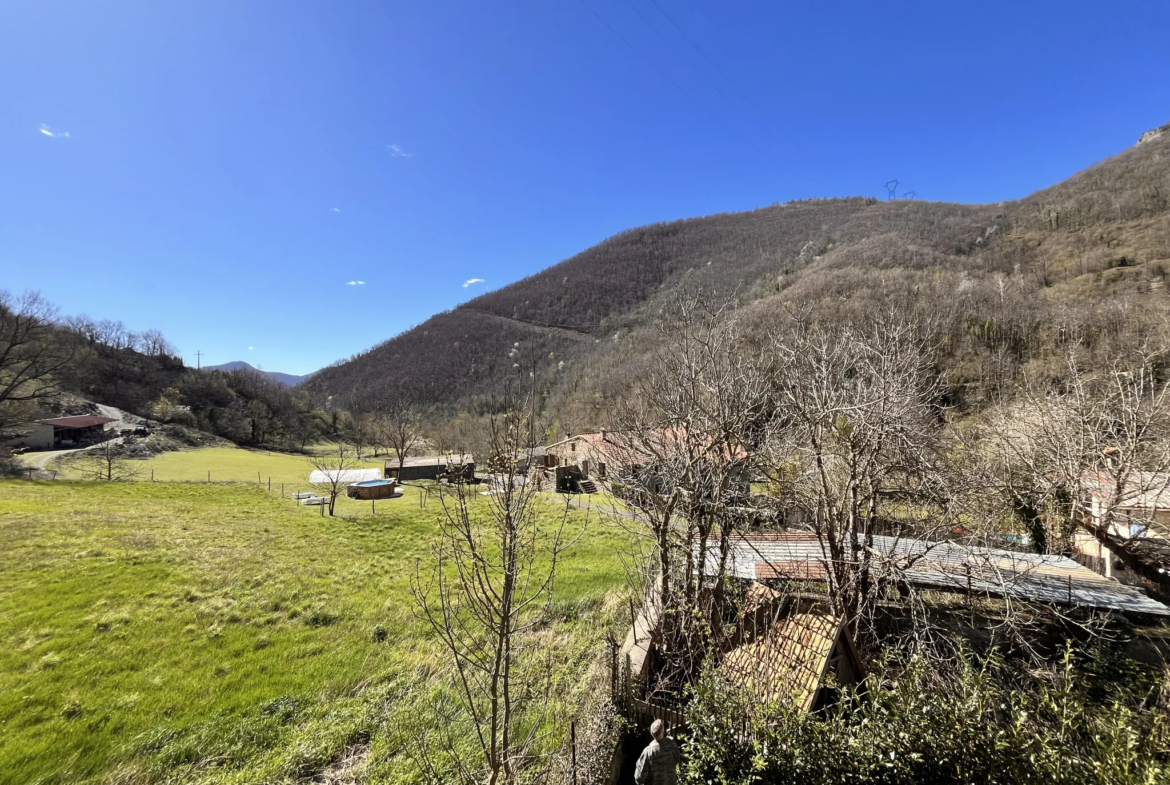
[0, 449, 630, 784]
[54, 445, 386, 488]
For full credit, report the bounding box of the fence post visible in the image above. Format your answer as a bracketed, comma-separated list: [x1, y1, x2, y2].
[258, 471, 261, 484]
[268, 477, 271, 490]
[151, 469, 154, 482]
[207, 470, 210, 483]
[372, 498, 375, 515]
[625, 652, 632, 707]
[320, 500, 324, 517]
[609, 638, 618, 702]
[571, 720, 578, 785]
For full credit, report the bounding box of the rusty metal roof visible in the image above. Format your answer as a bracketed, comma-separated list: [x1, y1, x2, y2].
[702, 532, 1170, 616]
[38, 415, 116, 428]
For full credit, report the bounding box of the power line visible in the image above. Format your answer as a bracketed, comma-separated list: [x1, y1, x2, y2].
[647, 0, 727, 80]
[575, 0, 769, 155]
[644, 0, 781, 132]
[575, 0, 721, 126]
[621, 0, 741, 115]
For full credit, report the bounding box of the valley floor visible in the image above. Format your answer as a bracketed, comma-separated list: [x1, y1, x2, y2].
[0, 457, 628, 784]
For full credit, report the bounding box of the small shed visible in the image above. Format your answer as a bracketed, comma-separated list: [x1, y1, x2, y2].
[3, 415, 116, 449]
[384, 455, 475, 482]
[722, 587, 864, 713]
[555, 465, 584, 493]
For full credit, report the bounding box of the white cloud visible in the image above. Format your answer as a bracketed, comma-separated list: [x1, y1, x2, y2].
[387, 144, 412, 158]
[39, 124, 70, 138]
[332, 207, 341, 212]
[248, 346, 254, 350]
[462, 278, 485, 288]
[347, 280, 366, 286]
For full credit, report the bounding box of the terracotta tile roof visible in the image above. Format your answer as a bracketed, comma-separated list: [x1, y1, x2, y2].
[755, 561, 829, 581]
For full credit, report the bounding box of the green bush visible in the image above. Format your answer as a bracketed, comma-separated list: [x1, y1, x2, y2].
[680, 646, 1169, 785]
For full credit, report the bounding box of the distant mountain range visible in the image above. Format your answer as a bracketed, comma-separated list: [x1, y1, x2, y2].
[203, 361, 315, 387]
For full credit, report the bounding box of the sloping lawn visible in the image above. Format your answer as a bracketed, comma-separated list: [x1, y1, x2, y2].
[0, 479, 627, 784]
[56, 445, 385, 488]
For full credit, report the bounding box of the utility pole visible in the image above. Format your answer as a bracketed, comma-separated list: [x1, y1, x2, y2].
[195, 350, 203, 370]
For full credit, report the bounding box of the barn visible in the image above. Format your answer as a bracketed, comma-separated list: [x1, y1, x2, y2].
[2, 415, 117, 449]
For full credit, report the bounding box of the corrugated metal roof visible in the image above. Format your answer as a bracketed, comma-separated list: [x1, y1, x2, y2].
[388, 455, 474, 468]
[1084, 471, 1170, 510]
[702, 533, 1170, 616]
[39, 415, 116, 428]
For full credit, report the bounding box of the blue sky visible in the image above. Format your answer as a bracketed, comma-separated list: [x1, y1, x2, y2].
[4, 0, 1169, 375]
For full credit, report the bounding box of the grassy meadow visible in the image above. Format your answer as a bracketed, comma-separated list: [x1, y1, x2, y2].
[52, 445, 386, 488]
[0, 448, 631, 784]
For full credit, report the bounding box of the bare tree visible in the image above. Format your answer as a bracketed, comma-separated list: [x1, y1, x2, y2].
[344, 410, 374, 459]
[433, 411, 492, 464]
[607, 293, 773, 688]
[308, 442, 361, 515]
[758, 313, 960, 641]
[378, 398, 429, 472]
[974, 348, 1170, 586]
[139, 329, 177, 357]
[0, 291, 74, 435]
[77, 436, 140, 482]
[409, 374, 576, 785]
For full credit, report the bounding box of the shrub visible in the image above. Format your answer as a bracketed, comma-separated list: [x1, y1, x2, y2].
[680, 646, 1169, 785]
[0, 448, 24, 478]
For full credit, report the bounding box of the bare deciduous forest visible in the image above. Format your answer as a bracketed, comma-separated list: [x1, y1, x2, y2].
[306, 131, 1170, 432]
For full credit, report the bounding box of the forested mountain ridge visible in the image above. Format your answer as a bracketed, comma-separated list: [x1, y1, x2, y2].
[203, 361, 314, 387]
[304, 127, 1170, 423]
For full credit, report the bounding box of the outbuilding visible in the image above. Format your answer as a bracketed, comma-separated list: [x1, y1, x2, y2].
[2, 415, 116, 449]
[384, 455, 476, 482]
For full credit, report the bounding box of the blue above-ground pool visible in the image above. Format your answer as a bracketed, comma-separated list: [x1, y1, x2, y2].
[347, 479, 399, 499]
